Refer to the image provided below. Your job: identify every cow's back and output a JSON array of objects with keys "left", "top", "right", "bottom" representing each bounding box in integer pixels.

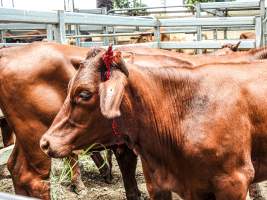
[{"left": 0, "top": 42, "right": 88, "bottom": 137}]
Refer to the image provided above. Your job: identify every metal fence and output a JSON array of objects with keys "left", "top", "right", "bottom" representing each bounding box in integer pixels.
[
  {"left": 0, "top": 0, "right": 265, "bottom": 52},
  {"left": 0, "top": 192, "right": 39, "bottom": 200}
]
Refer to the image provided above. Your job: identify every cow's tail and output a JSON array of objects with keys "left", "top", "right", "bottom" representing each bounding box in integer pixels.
[{"left": 0, "top": 47, "right": 15, "bottom": 148}]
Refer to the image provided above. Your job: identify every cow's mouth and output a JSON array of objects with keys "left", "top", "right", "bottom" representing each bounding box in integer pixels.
[
  {"left": 48, "top": 148, "right": 72, "bottom": 158},
  {"left": 40, "top": 142, "right": 73, "bottom": 158}
]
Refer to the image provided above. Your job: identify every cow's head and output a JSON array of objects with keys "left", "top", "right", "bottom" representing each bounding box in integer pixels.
[
  {"left": 130, "top": 33, "right": 153, "bottom": 43},
  {"left": 40, "top": 48, "right": 129, "bottom": 158},
  {"left": 214, "top": 41, "right": 241, "bottom": 56},
  {"left": 221, "top": 41, "right": 241, "bottom": 52}
]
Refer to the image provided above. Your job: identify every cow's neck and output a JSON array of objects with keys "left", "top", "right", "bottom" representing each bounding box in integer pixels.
[{"left": 117, "top": 66, "right": 199, "bottom": 189}]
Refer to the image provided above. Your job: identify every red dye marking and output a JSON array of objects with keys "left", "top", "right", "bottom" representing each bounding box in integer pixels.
[
  {"left": 102, "top": 45, "right": 114, "bottom": 80},
  {"left": 102, "top": 45, "right": 121, "bottom": 137},
  {"left": 112, "top": 119, "right": 120, "bottom": 135}
]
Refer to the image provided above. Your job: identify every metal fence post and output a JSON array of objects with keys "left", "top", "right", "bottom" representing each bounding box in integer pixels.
[
  {"left": 256, "top": 16, "right": 263, "bottom": 47},
  {"left": 196, "top": 2, "right": 202, "bottom": 54},
  {"left": 260, "top": 0, "right": 265, "bottom": 45},
  {"left": 102, "top": 7, "right": 109, "bottom": 46},
  {"left": 55, "top": 10, "right": 66, "bottom": 44},
  {"left": 103, "top": 26, "right": 109, "bottom": 46},
  {"left": 154, "top": 18, "right": 160, "bottom": 49},
  {"left": 74, "top": 25, "right": 80, "bottom": 46},
  {"left": 223, "top": 10, "right": 228, "bottom": 40},
  {"left": 0, "top": 30, "right": 4, "bottom": 43},
  {"left": 46, "top": 24, "right": 53, "bottom": 41},
  {"left": 112, "top": 27, "right": 117, "bottom": 45}
]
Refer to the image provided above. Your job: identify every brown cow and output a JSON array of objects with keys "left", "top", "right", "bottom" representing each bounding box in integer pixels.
[
  {"left": 4, "top": 30, "right": 46, "bottom": 43},
  {"left": 0, "top": 43, "right": 199, "bottom": 199},
  {"left": 213, "top": 41, "right": 241, "bottom": 56},
  {"left": 130, "top": 29, "right": 170, "bottom": 44},
  {"left": 41, "top": 48, "right": 267, "bottom": 199},
  {"left": 240, "top": 32, "right": 256, "bottom": 40},
  {"left": 0, "top": 43, "right": 143, "bottom": 200},
  {"left": 1, "top": 43, "right": 266, "bottom": 199}
]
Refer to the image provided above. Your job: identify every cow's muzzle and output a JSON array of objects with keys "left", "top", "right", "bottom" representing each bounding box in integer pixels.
[{"left": 40, "top": 135, "right": 72, "bottom": 158}]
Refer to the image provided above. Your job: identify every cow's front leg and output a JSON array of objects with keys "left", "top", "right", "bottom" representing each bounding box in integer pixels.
[
  {"left": 7, "top": 142, "right": 51, "bottom": 199},
  {"left": 66, "top": 153, "right": 87, "bottom": 194},
  {"left": 90, "top": 151, "right": 113, "bottom": 183},
  {"left": 114, "top": 144, "right": 143, "bottom": 200}
]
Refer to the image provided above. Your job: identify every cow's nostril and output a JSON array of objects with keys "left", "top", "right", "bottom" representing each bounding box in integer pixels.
[{"left": 41, "top": 139, "right": 50, "bottom": 151}]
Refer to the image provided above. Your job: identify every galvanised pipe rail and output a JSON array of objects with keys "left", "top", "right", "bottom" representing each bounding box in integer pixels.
[
  {"left": 111, "top": 10, "right": 194, "bottom": 15},
  {"left": 0, "top": 192, "right": 38, "bottom": 200},
  {"left": 159, "top": 16, "right": 255, "bottom": 27},
  {"left": 0, "top": 43, "right": 28, "bottom": 47},
  {"left": 66, "top": 31, "right": 155, "bottom": 38},
  {"left": 0, "top": 0, "right": 263, "bottom": 50},
  {"left": 64, "top": 12, "right": 156, "bottom": 26},
  {"left": 3, "top": 34, "right": 47, "bottom": 39},
  {"left": 0, "top": 8, "right": 58, "bottom": 24},
  {"left": 199, "top": 1, "right": 260, "bottom": 10},
  {"left": 0, "top": 23, "right": 47, "bottom": 30},
  {"left": 0, "top": 8, "right": 157, "bottom": 27},
  {"left": 108, "top": 5, "right": 195, "bottom": 14},
  {"left": 160, "top": 40, "right": 255, "bottom": 49}
]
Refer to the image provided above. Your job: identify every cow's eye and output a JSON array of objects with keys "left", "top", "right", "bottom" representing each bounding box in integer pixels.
[{"left": 78, "top": 91, "right": 92, "bottom": 101}]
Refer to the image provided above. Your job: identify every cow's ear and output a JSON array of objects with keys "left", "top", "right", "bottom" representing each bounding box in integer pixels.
[
  {"left": 71, "top": 58, "right": 83, "bottom": 70},
  {"left": 99, "top": 71, "right": 127, "bottom": 119}
]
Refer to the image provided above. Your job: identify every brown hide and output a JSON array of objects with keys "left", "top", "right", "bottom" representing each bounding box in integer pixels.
[
  {"left": 0, "top": 42, "right": 142, "bottom": 200},
  {"left": 117, "top": 45, "right": 265, "bottom": 67},
  {"left": 240, "top": 32, "right": 256, "bottom": 39},
  {"left": 213, "top": 41, "right": 242, "bottom": 56},
  {"left": 0, "top": 42, "right": 88, "bottom": 199},
  {"left": 41, "top": 49, "right": 267, "bottom": 199},
  {"left": 130, "top": 28, "right": 170, "bottom": 44},
  {"left": 4, "top": 30, "right": 46, "bottom": 43}
]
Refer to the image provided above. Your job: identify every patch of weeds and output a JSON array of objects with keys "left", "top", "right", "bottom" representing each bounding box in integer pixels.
[{"left": 50, "top": 143, "right": 110, "bottom": 200}]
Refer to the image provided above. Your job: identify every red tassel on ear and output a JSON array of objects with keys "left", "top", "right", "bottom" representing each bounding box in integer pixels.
[
  {"left": 102, "top": 46, "right": 122, "bottom": 138},
  {"left": 102, "top": 45, "right": 114, "bottom": 80}
]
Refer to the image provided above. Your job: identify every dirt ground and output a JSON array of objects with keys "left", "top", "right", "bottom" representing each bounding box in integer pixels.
[
  {"left": 0, "top": 153, "right": 183, "bottom": 200},
  {"left": 0, "top": 153, "right": 267, "bottom": 200}
]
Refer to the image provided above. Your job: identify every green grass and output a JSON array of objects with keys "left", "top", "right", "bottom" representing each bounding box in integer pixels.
[{"left": 50, "top": 143, "right": 110, "bottom": 200}]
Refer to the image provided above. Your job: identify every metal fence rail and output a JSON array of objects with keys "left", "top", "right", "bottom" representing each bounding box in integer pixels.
[
  {"left": 0, "top": 0, "right": 265, "bottom": 50},
  {"left": 0, "top": 192, "right": 39, "bottom": 200},
  {"left": 199, "top": 1, "right": 260, "bottom": 10}
]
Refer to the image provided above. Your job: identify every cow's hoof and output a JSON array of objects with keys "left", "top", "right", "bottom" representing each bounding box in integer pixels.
[
  {"left": 69, "top": 182, "right": 86, "bottom": 194},
  {"left": 103, "top": 173, "right": 113, "bottom": 184},
  {"left": 126, "top": 192, "right": 147, "bottom": 200}
]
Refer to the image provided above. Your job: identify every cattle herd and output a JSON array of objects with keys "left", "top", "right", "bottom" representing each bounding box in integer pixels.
[{"left": 0, "top": 41, "right": 266, "bottom": 200}]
